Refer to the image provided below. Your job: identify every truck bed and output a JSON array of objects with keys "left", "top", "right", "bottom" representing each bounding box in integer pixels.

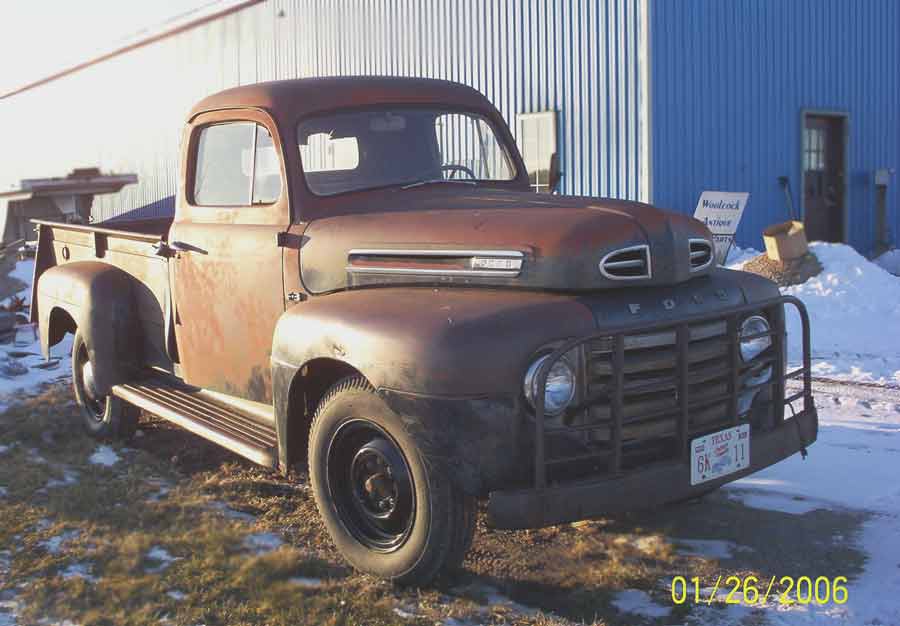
[{"left": 30, "top": 217, "right": 174, "bottom": 370}]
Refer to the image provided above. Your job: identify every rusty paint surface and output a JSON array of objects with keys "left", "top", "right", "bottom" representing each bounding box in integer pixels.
[
  {"left": 298, "top": 187, "right": 710, "bottom": 294},
  {"left": 169, "top": 222, "right": 285, "bottom": 403}
]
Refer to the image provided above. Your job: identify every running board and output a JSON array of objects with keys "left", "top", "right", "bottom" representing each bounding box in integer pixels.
[{"left": 111, "top": 377, "right": 277, "bottom": 468}]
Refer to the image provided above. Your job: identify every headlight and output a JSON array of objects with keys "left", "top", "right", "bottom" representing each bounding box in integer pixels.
[
  {"left": 523, "top": 354, "right": 576, "bottom": 416},
  {"left": 740, "top": 315, "right": 772, "bottom": 361}
]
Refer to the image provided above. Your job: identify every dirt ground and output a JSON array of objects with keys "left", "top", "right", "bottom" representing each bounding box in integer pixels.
[
  {"left": 741, "top": 253, "right": 823, "bottom": 287},
  {"left": 0, "top": 381, "right": 867, "bottom": 626}
]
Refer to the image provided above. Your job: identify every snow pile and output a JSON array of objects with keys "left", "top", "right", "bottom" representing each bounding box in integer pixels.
[
  {"left": 874, "top": 249, "right": 900, "bottom": 275},
  {"left": 726, "top": 242, "right": 900, "bottom": 385},
  {"left": 781, "top": 243, "right": 900, "bottom": 385},
  {"left": 725, "top": 244, "right": 761, "bottom": 268},
  {"left": 0, "top": 259, "right": 71, "bottom": 406}
]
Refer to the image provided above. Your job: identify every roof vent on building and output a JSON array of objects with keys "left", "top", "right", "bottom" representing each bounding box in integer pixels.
[
  {"left": 689, "top": 239, "right": 714, "bottom": 272},
  {"left": 599, "top": 245, "right": 651, "bottom": 280}
]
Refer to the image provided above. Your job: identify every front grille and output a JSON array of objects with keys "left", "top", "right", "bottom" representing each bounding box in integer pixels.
[
  {"left": 599, "top": 245, "right": 651, "bottom": 280},
  {"left": 583, "top": 320, "right": 735, "bottom": 448},
  {"left": 689, "top": 239, "right": 714, "bottom": 271},
  {"left": 531, "top": 299, "right": 816, "bottom": 487}
]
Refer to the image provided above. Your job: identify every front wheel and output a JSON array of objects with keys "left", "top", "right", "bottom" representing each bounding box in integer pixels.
[
  {"left": 71, "top": 330, "right": 137, "bottom": 439},
  {"left": 309, "top": 376, "right": 475, "bottom": 585}
]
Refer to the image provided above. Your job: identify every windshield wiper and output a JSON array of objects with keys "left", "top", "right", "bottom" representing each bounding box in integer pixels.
[{"left": 398, "top": 178, "right": 477, "bottom": 190}]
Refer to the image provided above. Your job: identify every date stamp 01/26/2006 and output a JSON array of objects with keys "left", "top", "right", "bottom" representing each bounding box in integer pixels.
[{"left": 671, "top": 575, "right": 849, "bottom": 607}]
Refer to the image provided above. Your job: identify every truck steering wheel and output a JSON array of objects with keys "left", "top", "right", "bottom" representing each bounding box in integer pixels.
[{"left": 440, "top": 164, "right": 477, "bottom": 180}]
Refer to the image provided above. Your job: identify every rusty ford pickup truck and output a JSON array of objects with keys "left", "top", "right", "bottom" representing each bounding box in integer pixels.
[{"left": 30, "top": 76, "right": 817, "bottom": 584}]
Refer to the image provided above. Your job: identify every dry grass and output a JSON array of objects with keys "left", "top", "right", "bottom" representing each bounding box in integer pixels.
[{"left": 0, "top": 382, "right": 868, "bottom": 626}]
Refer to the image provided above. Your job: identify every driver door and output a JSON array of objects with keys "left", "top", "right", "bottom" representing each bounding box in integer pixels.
[{"left": 170, "top": 110, "right": 289, "bottom": 403}]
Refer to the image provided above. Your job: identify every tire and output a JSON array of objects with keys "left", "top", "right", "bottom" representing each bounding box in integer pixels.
[
  {"left": 71, "top": 330, "right": 137, "bottom": 440},
  {"left": 308, "top": 376, "right": 476, "bottom": 585}
]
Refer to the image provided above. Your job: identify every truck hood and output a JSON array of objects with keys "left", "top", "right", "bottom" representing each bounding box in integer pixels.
[{"left": 299, "top": 188, "right": 715, "bottom": 294}]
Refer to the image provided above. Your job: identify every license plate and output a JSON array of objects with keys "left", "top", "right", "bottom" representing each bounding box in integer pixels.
[{"left": 690, "top": 424, "right": 750, "bottom": 486}]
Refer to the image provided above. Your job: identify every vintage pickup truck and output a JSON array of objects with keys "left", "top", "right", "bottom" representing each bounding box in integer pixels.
[{"left": 30, "top": 76, "right": 817, "bottom": 584}]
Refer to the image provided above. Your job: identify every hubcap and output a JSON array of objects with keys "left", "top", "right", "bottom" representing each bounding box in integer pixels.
[
  {"left": 82, "top": 360, "right": 99, "bottom": 401},
  {"left": 76, "top": 345, "right": 106, "bottom": 420},
  {"left": 327, "top": 421, "right": 415, "bottom": 552}
]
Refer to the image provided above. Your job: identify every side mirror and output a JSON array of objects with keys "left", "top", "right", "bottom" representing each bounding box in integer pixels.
[{"left": 548, "top": 152, "right": 562, "bottom": 193}]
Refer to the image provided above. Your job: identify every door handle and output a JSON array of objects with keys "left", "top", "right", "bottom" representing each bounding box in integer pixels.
[
  {"left": 154, "top": 241, "right": 207, "bottom": 257},
  {"left": 173, "top": 241, "right": 208, "bottom": 255}
]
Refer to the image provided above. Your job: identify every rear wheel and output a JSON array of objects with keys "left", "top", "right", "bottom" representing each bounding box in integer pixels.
[
  {"left": 71, "top": 330, "right": 137, "bottom": 439},
  {"left": 309, "top": 376, "right": 475, "bottom": 585}
]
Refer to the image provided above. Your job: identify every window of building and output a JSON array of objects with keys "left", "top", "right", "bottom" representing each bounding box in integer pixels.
[
  {"left": 803, "top": 126, "right": 826, "bottom": 171},
  {"left": 194, "top": 122, "right": 282, "bottom": 206},
  {"left": 517, "top": 111, "right": 557, "bottom": 193}
]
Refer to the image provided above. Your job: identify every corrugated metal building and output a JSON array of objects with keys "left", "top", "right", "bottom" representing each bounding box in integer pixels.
[{"left": 0, "top": 0, "right": 896, "bottom": 254}]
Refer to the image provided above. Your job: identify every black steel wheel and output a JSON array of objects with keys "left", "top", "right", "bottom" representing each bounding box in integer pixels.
[
  {"left": 328, "top": 421, "right": 415, "bottom": 552},
  {"left": 309, "top": 376, "right": 476, "bottom": 585},
  {"left": 71, "top": 330, "right": 136, "bottom": 439}
]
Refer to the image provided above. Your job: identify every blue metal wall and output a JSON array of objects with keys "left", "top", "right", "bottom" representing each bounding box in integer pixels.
[
  {"left": 0, "top": 0, "right": 648, "bottom": 222},
  {"left": 651, "top": 0, "right": 900, "bottom": 254}
]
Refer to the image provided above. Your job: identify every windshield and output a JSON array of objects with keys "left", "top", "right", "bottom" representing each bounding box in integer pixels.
[{"left": 296, "top": 107, "right": 516, "bottom": 196}]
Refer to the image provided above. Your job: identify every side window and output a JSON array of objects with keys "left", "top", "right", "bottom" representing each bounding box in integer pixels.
[
  {"left": 252, "top": 125, "right": 282, "bottom": 204},
  {"left": 193, "top": 122, "right": 282, "bottom": 206},
  {"left": 434, "top": 113, "right": 514, "bottom": 180},
  {"left": 517, "top": 111, "right": 557, "bottom": 193}
]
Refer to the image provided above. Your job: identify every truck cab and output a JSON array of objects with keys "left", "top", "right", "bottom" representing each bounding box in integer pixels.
[{"left": 31, "top": 76, "right": 817, "bottom": 585}]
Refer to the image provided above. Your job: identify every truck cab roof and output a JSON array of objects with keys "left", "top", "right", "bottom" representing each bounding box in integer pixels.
[{"left": 189, "top": 76, "right": 496, "bottom": 123}]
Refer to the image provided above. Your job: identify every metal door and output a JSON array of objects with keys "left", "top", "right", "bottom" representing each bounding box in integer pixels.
[
  {"left": 803, "top": 115, "right": 846, "bottom": 242},
  {"left": 170, "top": 110, "right": 290, "bottom": 403}
]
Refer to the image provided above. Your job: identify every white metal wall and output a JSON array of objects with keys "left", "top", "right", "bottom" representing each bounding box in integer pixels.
[{"left": 0, "top": 0, "right": 648, "bottom": 222}]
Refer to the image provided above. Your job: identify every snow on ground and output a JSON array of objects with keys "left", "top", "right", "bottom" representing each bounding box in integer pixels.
[
  {"left": 243, "top": 532, "right": 284, "bottom": 554},
  {"left": 727, "top": 242, "right": 900, "bottom": 385},
  {"left": 874, "top": 248, "right": 900, "bottom": 275},
  {"left": 781, "top": 243, "right": 900, "bottom": 385},
  {"left": 611, "top": 589, "right": 670, "bottom": 619},
  {"left": 0, "top": 259, "right": 71, "bottom": 409},
  {"left": 289, "top": 576, "right": 324, "bottom": 588},
  {"left": 144, "top": 546, "right": 180, "bottom": 573},
  {"left": 725, "top": 388, "right": 900, "bottom": 626},
  {"left": 674, "top": 538, "right": 750, "bottom": 560},
  {"left": 88, "top": 445, "right": 120, "bottom": 467},
  {"left": 725, "top": 244, "right": 762, "bottom": 267}
]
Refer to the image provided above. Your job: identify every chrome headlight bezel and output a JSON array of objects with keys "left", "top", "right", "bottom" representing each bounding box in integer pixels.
[
  {"left": 523, "top": 354, "right": 576, "bottom": 417},
  {"left": 739, "top": 315, "right": 772, "bottom": 362}
]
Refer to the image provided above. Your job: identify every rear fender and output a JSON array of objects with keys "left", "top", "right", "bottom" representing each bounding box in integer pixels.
[{"left": 37, "top": 261, "right": 141, "bottom": 394}]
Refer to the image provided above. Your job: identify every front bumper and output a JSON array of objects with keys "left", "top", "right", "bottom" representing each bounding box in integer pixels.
[{"left": 487, "top": 406, "right": 817, "bottom": 529}]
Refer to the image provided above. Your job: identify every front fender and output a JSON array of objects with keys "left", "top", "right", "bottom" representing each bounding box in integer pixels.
[
  {"left": 37, "top": 261, "right": 141, "bottom": 394},
  {"left": 270, "top": 287, "right": 596, "bottom": 478}
]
